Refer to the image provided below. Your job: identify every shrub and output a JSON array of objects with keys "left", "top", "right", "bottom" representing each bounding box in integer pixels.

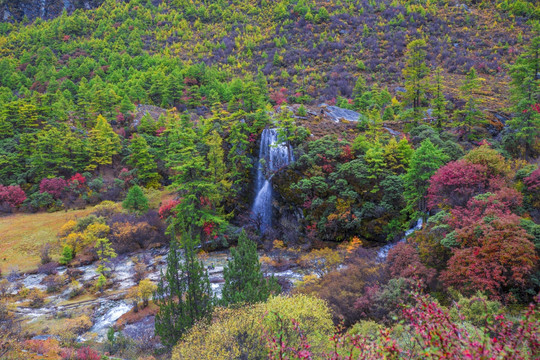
[
  {"left": 172, "top": 294, "right": 333, "bottom": 360},
  {"left": 298, "top": 251, "right": 384, "bottom": 326},
  {"left": 0, "top": 184, "right": 26, "bottom": 210},
  {"left": 39, "top": 177, "right": 68, "bottom": 199}
]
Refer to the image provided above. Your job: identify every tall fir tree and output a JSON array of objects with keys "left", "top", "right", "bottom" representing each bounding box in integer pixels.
[
  {"left": 402, "top": 139, "right": 448, "bottom": 218},
  {"left": 507, "top": 24, "right": 540, "bottom": 159},
  {"left": 221, "top": 230, "right": 279, "bottom": 305},
  {"left": 403, "top": 39, "right": 430, "bottom": 121},
  {"left": 122, "top": 185, "right": 149, "bottom": 214},
  {"left": 127, "top": 134, "right": 160, "bottom": 188},
  {"left": 431, "top": 67, "right": 448, "bottom": 129},
  {"left": 86, "top": 115, "right": 121, "bottom": 171},
  {"left": 459, "top": 67, "right": 485, "bottom": 137},
  {"left": 154, "top": 230, "right": 213, "bottom": 348}
]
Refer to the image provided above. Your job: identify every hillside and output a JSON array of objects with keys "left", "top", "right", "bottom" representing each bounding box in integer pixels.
[{"left": 0, "top": 0, "right": 539, "bottom": 359}]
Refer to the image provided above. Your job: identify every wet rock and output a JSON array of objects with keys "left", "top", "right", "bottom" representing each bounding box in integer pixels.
[{"left": 320, "top": 105, "right": 362, "bottom": 123}]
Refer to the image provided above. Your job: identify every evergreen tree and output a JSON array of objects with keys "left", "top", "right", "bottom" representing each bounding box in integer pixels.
[
  {"left": 127, "top": 134, "right": 160, "bottom": 188},
  {"left": 221, "top": 230, "right": 279, "bottom": 305},
  {"left": 154, "top": 230, "right": 213, "bottom": 348},
  {"left": 507, "top": 25, "right": 540, "bottom": 159},
  {"left": 86, "top": 115, "right": 121, "bottom": 171},
  {"left": 459, "top": 67, "right": 485, "bottom": 137},
  {"left": 120, "top": 95, "right": 135, "bottom": 115},
  {"left": 167, "top": 114, "right": 227, "bottom": 239},
  {"left": 402, "top": 139, "right": 448, "bottom": 218},
  {"left": 431, "top": 67, "right": 448, "bottom": 129},
  {"left": 403, "top": 39, "right": 430, "bottom": 121},
  {"left": 122, "top": 185, "right": 149, "bottom": 214},
  {"left": 206, "top": 130, "right": 232, "bottom": 200}
]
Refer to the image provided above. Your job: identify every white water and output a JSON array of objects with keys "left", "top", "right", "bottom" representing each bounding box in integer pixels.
[
  {"left": 251, "top": 128, "right": 294, "bottom": 233},
  {"left": 376, "top": 218, "right": 423, "bottom": 261}
]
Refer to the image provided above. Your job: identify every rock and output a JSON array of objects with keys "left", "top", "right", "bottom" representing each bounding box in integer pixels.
[
  {"left": 322, "top": 105, "right": 362, "bottom": 123},
  {"left": 0, "top": 0, "right": 104, "bottom": 22},
  {"left": 395, "top": 86, "right": 406, "bottom": 93}
]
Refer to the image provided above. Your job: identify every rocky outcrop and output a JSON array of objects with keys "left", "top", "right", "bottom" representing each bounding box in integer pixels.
[{"left": 0, "top": 0, "right": 104, "bottom": 22}]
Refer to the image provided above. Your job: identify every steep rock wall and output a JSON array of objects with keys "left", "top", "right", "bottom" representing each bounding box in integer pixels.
[{"left": 0, "top": 0, "right": 104, "bottom": 22}]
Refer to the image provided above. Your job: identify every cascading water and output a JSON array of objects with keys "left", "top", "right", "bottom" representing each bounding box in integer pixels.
[
  {"left": 376, "top": 218, "right": 424, "bottom": 261},
  {"left": 251, "top": 128, "right": 293, "bottom": 233}
]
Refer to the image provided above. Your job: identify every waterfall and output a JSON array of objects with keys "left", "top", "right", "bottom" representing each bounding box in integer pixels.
[
  {"left": 376, "top": 218, "right": 423, "bottom": 261},
  {"left": 251, "top": 128, "right": 293, "bottom": 233}
]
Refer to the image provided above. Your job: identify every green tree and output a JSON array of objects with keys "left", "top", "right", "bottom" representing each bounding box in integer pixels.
[
  {"left": 431, "top": 67, "right": 448, "bottom": 129},
  {"left": 154, "top": 230, "right": 213, "bottom": 348},
  {"left": 221, "top": 230, "right": 279, "bottom": 305},
  {"left": 86, "top": 115, "right": 121, "bottom": 171},
  {"left": 95, "top": 237, "right": 117, "bottom": 277},
  {"left": 122, "top": 185, "right": 149, "bottom": 214},
  {"left": 459, "top": 67, "right": 485, "bottom": 137},
  {"left": 507, "top": 25, "right": 540, "bottom": 159},
  {"left": 402, "top": 139, "right": 448, "bottom": 218},
  {"left": 403, "top": 39, "right": 430, "bottom": 121},
  {"left": 166, "top": 114, "right": 227, "bottom": 239},
  {"left": 127, "top": 134, "right": 160, "bottom": 188}
]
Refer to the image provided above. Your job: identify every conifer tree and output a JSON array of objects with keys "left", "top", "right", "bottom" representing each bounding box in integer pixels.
[
  {"left": 507, "top": 25, "right": 540, "bottom": 159},
  {"left": 403, "top": 39, "right": 430, "bottom": 121},
  {"left": 431, "top": 67, "right": 448, "bottom": 129},
  {"left": 221, "top": 230, "right": 279, "bottom": 305},
  {"left": 459, "top": 67, "right": 484, "bottom": 137},
  {"left": 122, "top": 185, "right": 149, "bottom": 214},
  {"left": 127, "top": 134, "right": 160, "bottom": 188},
  {"left": 402, "top": 139, "right": 448, "bottom": 218},
  {"left": 154, "top": 230, "right": 213, "bottom": 348},
  {"left": 86, "top": 115, "right": 121, "bottom": 171}
]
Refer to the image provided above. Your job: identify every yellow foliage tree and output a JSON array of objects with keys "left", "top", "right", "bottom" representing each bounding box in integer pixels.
[{"left": 172, "top": 294, "right": 334, "bottom": 360}]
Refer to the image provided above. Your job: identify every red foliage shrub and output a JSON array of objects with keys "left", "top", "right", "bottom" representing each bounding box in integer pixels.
[
  {"left": 0, "top": 184, "right": 26, "bottom": 208},
  {"left": 270, "top": 87, "right": 288, "bottom": 105},
  {"left": 158, "top": 198, "right": 181, "bottom": 219},
  {"left": 266, "top": 291, "right": 540, "bottom": 359},
  {"left": 386, "top": 242, "right": 436, "bottom": 286},
  {"left": 76, "top": 346, "right": 101, "bottom": 360},
  {"left": 427, "top": 159, "right": 495, "bottom": 209},
  {"left": 524, "top": 167, "right": 540, "bottom": 192},
  {"left": 443, "top": 213, "right": 537, "bottom": 302},
  {"left": 39, "top": 177, "right": 67, "bottom": 199},
  {"left": 446, "top": 188, "right": 523, "bottom": 230},
  {"left": 68, "top": 173, "right": 86, "bottom": 188}
]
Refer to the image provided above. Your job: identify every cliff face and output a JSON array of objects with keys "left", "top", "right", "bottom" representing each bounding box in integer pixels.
[{"left": 0, "top": 0, "right": 104, "bottom": 22}]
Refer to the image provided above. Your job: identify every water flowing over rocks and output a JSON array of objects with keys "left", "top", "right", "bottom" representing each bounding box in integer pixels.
[{"left": 251, "top": 128, "right": 294, "bottom": 232}]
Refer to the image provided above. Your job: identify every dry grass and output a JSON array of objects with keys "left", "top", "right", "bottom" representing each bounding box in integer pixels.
[{"left": 0, "top": 208, "right": 94, "bottom": 274}]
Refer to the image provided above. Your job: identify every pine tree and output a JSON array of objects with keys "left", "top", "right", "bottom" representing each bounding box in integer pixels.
[
  {"left": 206, "top": 130, "right": 231, "bottom": 201},
  {"left": 127, "top": 134, "right": 160, "bottom": 188},
  {"left": 431, "top": 67, "right": 448, "bottom": 129},
  {"left": 154, "top": 230, "right": 213, "bottom": 348},
  {"left": 86, "top": 115, "right": 121, "bottom": 171},
  {"left": 122, "top": 185, "right": 149, "bottom": 214},
  {"left": 403, "top": 39, "right": 430, "bottom": 121},
  {"left": 459, "top": 67, "right": 484, "bottom": 137},
  {"left": 221, "top": 230, "right": 279, "bottom": 306},
  {"left": 120, "top": 95, "right": 135, "bottom": 115},
  {"left": 95, "top": 237, "right": 117, "bottom": 276},
  {"left": 166, "top": 114, "right": 227, "bottom": 239},
  {"left": 402, "top": 139, "right": 448, "bottom": 218},
  {"left": 507, "top": 24, "right": 540, "bottom": 159}
]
